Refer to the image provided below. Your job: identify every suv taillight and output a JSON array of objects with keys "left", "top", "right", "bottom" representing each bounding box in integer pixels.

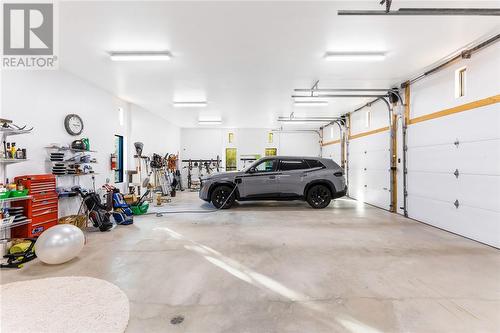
[{"left": 334, "top": 171, "right": 343, "bottom": 177}]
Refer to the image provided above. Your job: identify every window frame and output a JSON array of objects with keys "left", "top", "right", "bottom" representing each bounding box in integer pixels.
[
  {"left": 114, "top": 134, "right": 124, "bottom": 183},
  {"left": 278, "top": 159, "right": 309, "bottom": 172},
  {"left": 455, "top": 66, "right": 467, "bottom": 98},
  {"left": 248, "top": 158, "right": 278, "bottom": 173}
]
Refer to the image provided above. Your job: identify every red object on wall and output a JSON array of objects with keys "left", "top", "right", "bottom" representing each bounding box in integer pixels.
[{"left": 11, "top": 174, "right": 58, "bottom": 238}]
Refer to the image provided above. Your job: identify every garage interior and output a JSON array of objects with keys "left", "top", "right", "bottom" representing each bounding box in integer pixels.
[{"left": 1, "top": 1, "right": 499, "bottom": 332}]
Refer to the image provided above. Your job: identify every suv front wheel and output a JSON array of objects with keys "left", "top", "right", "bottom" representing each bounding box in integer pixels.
[
  {"left": 306, "top": 184, "right": 332, "bottom": 209},
  {"left": 211, "top": 185, "right": 236, "bottom": 209}
]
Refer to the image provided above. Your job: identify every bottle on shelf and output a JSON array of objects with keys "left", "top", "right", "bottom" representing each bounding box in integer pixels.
[{"left": 10, "top": 143, "right": 16, "bottom": 159}]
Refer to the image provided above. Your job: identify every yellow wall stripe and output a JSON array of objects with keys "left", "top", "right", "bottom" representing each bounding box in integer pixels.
[
  {"left": 409, "top": 94, "right": 500, "bottom": 125},
  {"left": 349, "top": 126, "right": 389, "bottom": 140}
]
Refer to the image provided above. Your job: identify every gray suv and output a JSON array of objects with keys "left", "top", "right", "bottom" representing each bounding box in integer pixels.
[{"left": 199, "top": 156, "right": 347, "bottom": 209}]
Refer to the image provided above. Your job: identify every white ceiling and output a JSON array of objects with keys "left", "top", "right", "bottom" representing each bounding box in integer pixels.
[{"left": 59, "top": 1, "right": 500, "bottom": 128}]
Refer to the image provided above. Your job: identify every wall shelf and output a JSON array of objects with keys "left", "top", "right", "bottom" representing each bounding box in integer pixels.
[
  {"left": 0, "top": 159, "right": 29, "bottom": 164},
  {"left": 47, "top": 160, "right": 97, "bottom": 164},
  {"left": 0, "top": 219, "right": 32, "bottom": 231},
  {"left": 45, "top": 146, "right": 97, "bottom": 153},
  {"left": 0, "top": 195, "right": 32, "bottom": 204},
  {"left": 55, "top": 173, "right": 99, "bottom": 177},
  {"left": 0, "top": 128, "right": 33, "bottom": 137}
]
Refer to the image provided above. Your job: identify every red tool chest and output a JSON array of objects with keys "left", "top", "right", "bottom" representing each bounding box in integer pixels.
[{"left": 11, "top": 174, "right": 58, "bottom": 238}]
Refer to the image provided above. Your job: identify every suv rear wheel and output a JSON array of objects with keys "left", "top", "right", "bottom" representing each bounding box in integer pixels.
[
  {"left": 211, "top": 185, "right": 236, "bottom": 209},
  {"left": 306, "top": 184, "right": 332, "bottom": 209}
]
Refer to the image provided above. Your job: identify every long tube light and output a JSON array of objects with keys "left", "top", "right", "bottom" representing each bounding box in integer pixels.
[
  {"left": 173, "top": 101, "right": 208, "bottom": 108},
  {"left": 198, "top": 120, "right": 222, "bottom": 125},
  {"left": 324, "top": 52, "right": 386, "bottom": 62},
  {"left": 110, "top": 51, "right": 171, "bottom": 61},
  {"left": 293, "top": 100, "right": 329, "bottom": 107}
]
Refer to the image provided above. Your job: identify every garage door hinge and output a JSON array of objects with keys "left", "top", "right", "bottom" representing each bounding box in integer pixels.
[
  {"left": 454, "top": 199, "right": 460, "bottom": 208},
  {"left": 454, "top": 139, "right": 460, "bottom": 148},
  {"left": 454, "top": 169, "right": 459, "bottom": 178}
]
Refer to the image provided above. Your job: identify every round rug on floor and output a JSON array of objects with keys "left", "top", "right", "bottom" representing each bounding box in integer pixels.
[{"left": 0, "top": 276, "right": 129, "bottom": 333}]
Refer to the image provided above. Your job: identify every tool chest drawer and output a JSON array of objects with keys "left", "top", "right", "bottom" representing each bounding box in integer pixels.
[
  {"left": 32, "top": 196, "right": 58, "bottom": 208},
  {"left": 29, "top": 219, "right": 58, "bottom": 237},
  {"left": 12, "top": 174, "right": 58, "bottom": 238}
]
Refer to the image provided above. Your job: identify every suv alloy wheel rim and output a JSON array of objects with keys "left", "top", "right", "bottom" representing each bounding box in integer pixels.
[
  {"left": 215, "top": 188, "right": 228, "bottom": 206},
  {"left": 311, "top": 187, "right": 329, "bottom": 206}
]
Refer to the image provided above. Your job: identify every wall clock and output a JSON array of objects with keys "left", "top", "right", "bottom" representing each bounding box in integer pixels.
[{"left": 64, "top": 114, "right": 84, "bottom": 136}]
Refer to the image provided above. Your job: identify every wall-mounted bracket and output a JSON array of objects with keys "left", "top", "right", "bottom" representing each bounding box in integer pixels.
[
  {"left": 454, "top": 199, "right": 460, "bottom": 208},
  {"left": 454, "top": 169, "right": 460, "bottom": 178}
]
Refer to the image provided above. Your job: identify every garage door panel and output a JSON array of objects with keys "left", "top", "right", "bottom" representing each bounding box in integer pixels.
[
  {"left": 457, "top": 175, "right": 500, "bottom": 212},
  {"left": 322, "top": 143, "right": 342, "bottom": 166},
  {"left": 408, "top": 173, "right": 499, "bottom": 213},
  {"left": 407, "top": 100, "right": 500, "bottom": 247},
  {"left": 408, "top": 195, "right": 500, "bottom": 248},
  {"left": 408, "top": 172, "right": 459, "bottom": 203},
  {"left": 408, "top": 139, "right": 500, "bottom": 174},
  {"left": 408, "top": 103, "right": 499, "bottom": 147}
]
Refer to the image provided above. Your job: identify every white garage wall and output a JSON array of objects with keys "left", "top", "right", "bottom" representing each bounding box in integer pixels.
[
  {"left": 1, "top": 70, "right": 180, "bottom": 217},
  {"left": 180, "top": 128, "right": 320, "bottom": 171},
  {"left": 407, "top": 43, "right": 500, "bottom": 247},
  {"left": 128, "top": 104, "right": 181, "bottom": 168},
  {"left": 347, "top": 102, "right": 391, "bottom": 210}
]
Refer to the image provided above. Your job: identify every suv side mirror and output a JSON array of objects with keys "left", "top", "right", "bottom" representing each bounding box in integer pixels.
[{"left": 247, "top": 167, "right": 256, "bottom": 174}]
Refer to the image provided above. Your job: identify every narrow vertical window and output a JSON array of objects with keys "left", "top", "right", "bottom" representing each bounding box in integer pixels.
[
  {"left": 455, "top": 67, "right": 466, "bottom": 98},
  {"left": 330, "top": 126, "right": 334, "bottom": 139},
  {"left": 114, "top": 135, "right": 124, "bottom": 183},
  {"left": 268, "top": 132, "right": 273, "bottom": 144},
  {"left": 365, "top": 110, "right": 371, "bottom": 128},
  {"left": 228, "top": 132, "right": 234, "bottom": 143},
  {"left": 118, "top": 107, "right": 124, "bottom": 126}
]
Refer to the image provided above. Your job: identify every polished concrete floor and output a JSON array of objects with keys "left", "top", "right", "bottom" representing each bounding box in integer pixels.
[{"left": 2, "top": 192, "right": 500, "bottom": 332}]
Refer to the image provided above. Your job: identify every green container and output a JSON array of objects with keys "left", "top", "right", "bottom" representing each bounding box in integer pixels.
[
  {"left": 131, "top": 202, "right": 149, "bottom": 215},
  {"left": 10, "top": 189, "right": 29, "bottom": 197},
  {"left": 0, "top": 191, "right": 10, "bottom": 199}
]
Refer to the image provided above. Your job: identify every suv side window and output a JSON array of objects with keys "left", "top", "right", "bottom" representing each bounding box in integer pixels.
[
  {"left": 305, "top": 159, "right": 325, "bottom": 169},
  {"left": 279, "top": 159, "right": 309, "bottom": 171},
  {"left": 253, "top": 159, "right": 277, "bottom": 173}
]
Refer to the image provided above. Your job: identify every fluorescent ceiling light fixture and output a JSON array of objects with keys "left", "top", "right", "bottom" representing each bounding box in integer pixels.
[
  {"left": 278, "top": 119, "right": 333, "bottom": 124},
  {"left": 109, "top": 51, "right": 171, "bottom": 61},
  {"left": 173, "top": 101, "right": 208, "bottom": 108},
  {"left": 198, "top": 117, "right": 222, "bottom": 125},
  {"left": 324, "top": 52, "right": 386, "bottom": 62},
  {"left": 198, "top": 120, "right": 222, "bottom": 125},
  {"left": 293, "top": 100, "right": 328, "bottom": 107}
]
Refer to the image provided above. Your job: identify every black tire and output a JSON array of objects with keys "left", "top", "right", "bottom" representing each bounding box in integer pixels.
[
  {"left": 211, "top": 185, "right": 235, "bottom": 209},
  {"left": 306, "top": 184, "right": 332, "bottom": 209}
]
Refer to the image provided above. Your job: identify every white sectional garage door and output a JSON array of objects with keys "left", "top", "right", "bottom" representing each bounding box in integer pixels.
[
  {"left": 348, "top": 131, "right": 391, "bottom": 210},
  {"left": 322, "top": 142, "right": 342, "bottom": 166},
  {"left": 406, "top": 103, "right": 500, "bottom": 248}
]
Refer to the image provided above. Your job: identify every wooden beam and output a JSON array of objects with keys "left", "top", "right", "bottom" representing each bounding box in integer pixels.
[
  {"left": 321, "top": 139, "right": 341, "bottom": 147},
  {"left": 404, "top": 84, "right": 411, "bottom": 124},
  {"left": 349, "top": 126, "right": 389, "bottom": 140},
  {"left": 408, "top": 94, "right": 500, "bottom": 125}
]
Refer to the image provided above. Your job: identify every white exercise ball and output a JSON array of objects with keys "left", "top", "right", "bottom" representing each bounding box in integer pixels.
[{"left": 35, "top": 224, "right": 85, "bottom": 265}]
